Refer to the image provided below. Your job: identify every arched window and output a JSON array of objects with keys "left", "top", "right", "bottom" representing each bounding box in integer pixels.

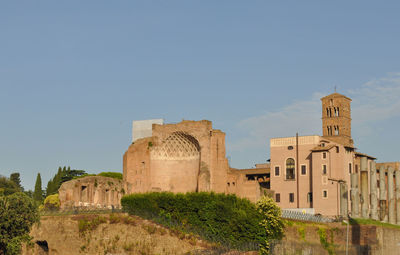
[
  {"left": 334, "top": 126, "right": 339, "bottom": 135},
  {"left": 286, "top": 158, "right": 295, "bottom": 180},
  {"left": 337, "top": 107, "right": 340, "bottom": 116}
]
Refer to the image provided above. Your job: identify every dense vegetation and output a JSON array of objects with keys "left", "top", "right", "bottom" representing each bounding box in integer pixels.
[
  {"left": 0, "top": 192, "right": 39, "bottom": 255},
  {"left": 0, "top": 176, "right": 20, "bottom": 196},
  {"left": 121, "top": 192, "right": 284, "bottom": 252}
]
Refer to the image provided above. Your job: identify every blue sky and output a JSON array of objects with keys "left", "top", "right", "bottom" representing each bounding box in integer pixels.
[{"left": 1, "top": 1, "right": 400, "bottom": 190}]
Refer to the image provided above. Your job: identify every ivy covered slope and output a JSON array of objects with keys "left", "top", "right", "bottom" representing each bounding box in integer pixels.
[{"left": 121, "top": 192, "right": 284, "bottom": 251}]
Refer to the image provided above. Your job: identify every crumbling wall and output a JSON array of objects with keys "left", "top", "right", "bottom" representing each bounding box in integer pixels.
[{"left": 58, "top": 176, "right": 124, "bottom": 209}]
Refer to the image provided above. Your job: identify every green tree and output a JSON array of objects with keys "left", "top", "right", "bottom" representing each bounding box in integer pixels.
[
  {"left": 0, "top": 176, "right": 19, "bottom": 196},
  {"left": 9, "top": 173, "right": 23, "bottom": 192},
  {"left": 45, "top": 166, "right": 86, "bottom": 196},
  {"left": 0, "top": 192, "right": 39, "bottom": 255},
  {"left": 256, "top": 196, "right": 285, "bottom": 254},
  {"left": 33, "top": 173, "right": 43, "bottom": 202}
]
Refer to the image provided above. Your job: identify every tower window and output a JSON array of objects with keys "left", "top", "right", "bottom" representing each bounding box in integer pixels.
[
  {"left": 349, "top": 163, "right": 352, "bottom": 174},
  {"left": 322, "top": 152, "right": 327, "bottom": 159},
  {"left": 286, "top": 158, "right": 295, "bottom": 180}
]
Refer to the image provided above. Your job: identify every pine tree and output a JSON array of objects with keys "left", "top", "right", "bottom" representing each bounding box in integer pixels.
[
  {"left": 33, "top": 173, "right": 43, "bottom": 202},
  {"left": 9, "top": 172, "right": 23, "bottom": 192}
]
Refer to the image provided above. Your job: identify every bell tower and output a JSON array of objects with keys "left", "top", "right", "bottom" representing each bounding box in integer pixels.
[{"left": 321, "top": 92, "right": 353, "bottom": 147}]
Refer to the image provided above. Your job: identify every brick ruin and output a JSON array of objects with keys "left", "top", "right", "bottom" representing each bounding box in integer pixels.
[{"left": 123, "top": 119, "right": 267, "bottom": 202}]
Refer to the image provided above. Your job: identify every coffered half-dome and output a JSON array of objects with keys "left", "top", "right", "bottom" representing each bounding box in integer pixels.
[{"left": 151, "top": 131, "right": 200, "bottom": 160}]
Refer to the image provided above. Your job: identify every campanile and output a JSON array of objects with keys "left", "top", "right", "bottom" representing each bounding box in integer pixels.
[{"left": 321, "top": 92, "right": 354, "bottom": 147}]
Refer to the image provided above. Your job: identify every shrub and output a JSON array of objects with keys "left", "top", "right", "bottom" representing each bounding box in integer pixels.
[
  {"left": 0, "top": 192, "right": 39, "bottom": 255},
  {"left": 256, "top": 196, "right": 285, "bottom": 254},
  {"left": 98, "top": 172, "right": 123, "bottom": 180},
  {"left": 121, "top": 192, "right": 266, "bottom": 249},
  {"left": 42, "top": 194, "right": 60, "bottom": 211}
]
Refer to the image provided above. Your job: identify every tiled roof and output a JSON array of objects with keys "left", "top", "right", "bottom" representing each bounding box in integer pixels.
[{"left": 311, "top": 144, "right": 336, "bottom": 152}]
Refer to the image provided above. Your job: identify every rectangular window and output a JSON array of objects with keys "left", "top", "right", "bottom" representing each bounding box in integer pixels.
[
  {"left": 289, "top": 193, "right": 294, "bottom": 203},
  {"left": 275, "top": 166, "right": 280, "bottom": 176},
  {"left": 275, "top": 193, "right": 280, "bottom": 202},
  {"left": 355, "top": 165, "right": 359, "bottom": 173},
  {"left": 336, "top": 146, "right": 339, "bottom": 153},
  {"left": 323, "top": 190, "right": 328, "bottom": 198},
  {"left": 349, "top": 163, "right": 352, "bottom": 174},
  {"left": 307, "top": 192, "right": 313, "bottom": 203},
  {"left": 301, "top": 165, "right": 307, "bottom": 175},
  {"left": 322, "top": 152, "right": 327, "bottom": 159},
  {"left": 322, "top": 165, "right": 327, "bottom": 175}
]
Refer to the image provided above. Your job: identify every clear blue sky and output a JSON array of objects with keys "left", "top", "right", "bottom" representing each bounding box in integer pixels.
[{"left": 1, "top": 1, "right": 400, "bottom": 190}]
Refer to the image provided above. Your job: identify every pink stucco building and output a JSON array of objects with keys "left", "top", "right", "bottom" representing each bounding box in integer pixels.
[{"left": 269, "top": 92, "right": 377, "bottom": 216}]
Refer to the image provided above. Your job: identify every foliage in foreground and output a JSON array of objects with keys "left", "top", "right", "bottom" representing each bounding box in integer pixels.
[
  {"left": 122, "top": 192, "right": 284, "bottom": 252},
  {"left": 0, "top": 192, "right": 39, "bottom": 255},
  {"left": 256, "top": 196, "right": 285, "bottom": 254}
]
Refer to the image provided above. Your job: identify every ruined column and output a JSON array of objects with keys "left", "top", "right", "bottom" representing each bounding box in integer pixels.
[
  {"left": 379, "top": 166, "right": 387, "bottom": 222},
  {"left": 351, "top": 173, "right": 360, "bottom": 217},
  {"left": 340, "top": 182, "right": 348, "bottom": 217},
  {"left": 388, "top": 166, "right": 395, "bottom": 224},
  {"left": 360, "top": 157, "right": 369, "bottom": 218},
  {"left": 370, "top": 161, "right": 378, "bottom": 220},
  {"left": 395, "top": 170, "right": 400, "bottom": 225}
]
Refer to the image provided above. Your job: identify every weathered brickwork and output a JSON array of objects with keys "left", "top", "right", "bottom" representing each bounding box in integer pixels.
[
  {"left": 123, "top": 120, "right": 265, "bottom": 202},
  {"left": 321, "top": 93, "right": 354, "bottom": 147},
  {"left": 58, "top": 176, "right": 124, "bottom": 209}
]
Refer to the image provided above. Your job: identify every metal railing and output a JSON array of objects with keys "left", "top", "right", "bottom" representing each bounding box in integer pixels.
[{"left": 281, "top": 209, "right": 334, "bottom": 223}]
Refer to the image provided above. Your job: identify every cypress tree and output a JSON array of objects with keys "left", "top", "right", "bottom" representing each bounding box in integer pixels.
[{"left": 33, "top": 173, "right": 43, "bottom": 201}]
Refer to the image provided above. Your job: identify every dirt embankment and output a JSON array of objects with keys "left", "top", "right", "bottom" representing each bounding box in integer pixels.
[{"left": 22, "top": 213, "right": 222, "bottom": 255}]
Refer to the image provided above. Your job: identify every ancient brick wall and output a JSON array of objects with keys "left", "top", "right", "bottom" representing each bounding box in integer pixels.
[{"left": 58, "top": 176, "right": 124, "bottom": 209}]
